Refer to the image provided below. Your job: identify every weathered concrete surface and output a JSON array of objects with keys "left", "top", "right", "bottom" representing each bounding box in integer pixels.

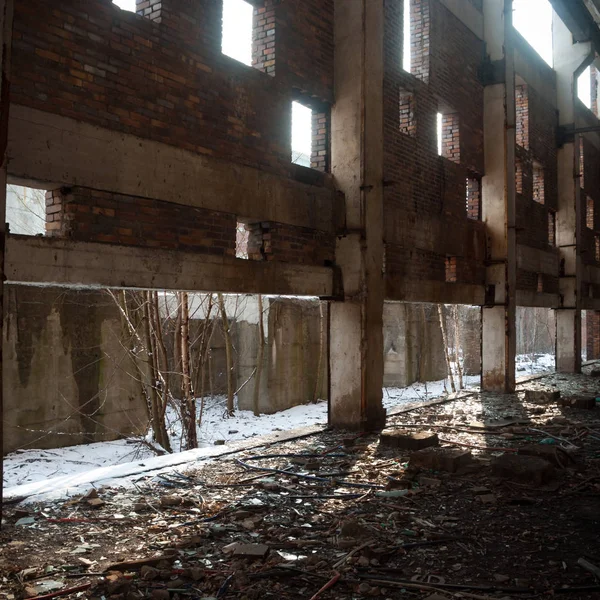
[
  {"left": 329, "top": 0, "right": 386, "bottom": 430},
  {"left": 481, "top": 0, "right": 517, "bottom": 393},
  {"left": 3, "top": 286, "right": 148, "bottom": 454}
]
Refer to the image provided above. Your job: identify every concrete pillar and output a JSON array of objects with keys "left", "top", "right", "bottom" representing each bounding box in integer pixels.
[
  {"left": 481, "top": 0, "right": 516, "bottom": 392},
  {"left": 328, "top": 0, "right": 386, "bottom": 430},
  {"left": 0, "top": 0, "right": 13, "bottom": 515},
  {"left": 552, "top": 11, "right": 592, "bottom": 373}
]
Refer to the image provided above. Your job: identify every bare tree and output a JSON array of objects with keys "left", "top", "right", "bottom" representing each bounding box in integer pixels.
[
  {"left": 179, "top": 291, "right": 197, "bottom": 449},
  {"left": 253, "top": 294, "right": 265, "bottom": 416},
  {"left": 437, "top": 304, "right": 456, "bottom": 393},
  {"left": 218, "top": 293, "right": 235, "bottom": 416}
]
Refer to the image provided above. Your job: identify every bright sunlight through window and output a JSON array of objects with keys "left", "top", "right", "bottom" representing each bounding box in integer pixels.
[
  {"left": 403, "top": 0, "right": 411, "bottom": 72},
  {"left": 291, "top": 102, "right": 312, "bottom": 167},
  {"left": 513, "top": 0, "right": 553, "bottom": 67},
  {"left": 112, "top": 0, "right": 135, "bottom": 11},
  {"left": 578, "top": 66, "right": 592, "bottom": 109},
  {"left": 222, "top": 0, "right": 253, "bottom": 66}
]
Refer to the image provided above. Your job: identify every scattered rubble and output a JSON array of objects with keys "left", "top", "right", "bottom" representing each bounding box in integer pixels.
[{"left": 2, "top": 369, "right": 600, "bottom": 599}]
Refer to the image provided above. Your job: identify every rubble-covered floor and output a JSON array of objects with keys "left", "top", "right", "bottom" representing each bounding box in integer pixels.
[{"left": 2, "top": 369, "right": 600, "bottom": 600}]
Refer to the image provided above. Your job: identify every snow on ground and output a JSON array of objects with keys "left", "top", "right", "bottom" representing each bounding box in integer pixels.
[
  {"left": 3, "top": 357, "right": 552, "bottom": 502},
  {"left": 515, "top": 352, "right": 555, "bottom": 376}
]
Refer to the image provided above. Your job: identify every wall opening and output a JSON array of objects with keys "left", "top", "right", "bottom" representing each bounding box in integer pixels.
[
  {"left": 587, "top": 196, "right": 594, "bottom": 230},
  {"left": 516, "top": 84, "right": 529, "bottom": 149},
  {"left": 516, "top": 306, "right": 556, "bottom": 375},
  {"left": 437, "top": 111, "right": 460, "bottom": 162},
  {"left": 515, "top": 158, "right": 523, "bottom": 194},
  {"left": 445, "top": 256, "right": 457, "bottom": 283},
  {"left": 532, "top": 161, "right": 544, "bottom": 204},
  {"left": 466, "top": 175, "right": 481, "bottom": 220},
  {"left": 113, "top": 0, "right": 136, "bottom": 12},
  {"left": 222, "top": 0, "right": 253, "bottom": 66},
  {"left": 548, "top": 211, "right": 556, "bottom": 246},
  {"left": 235, "top": 221, "right": 250, "bottom": 259},
  {"left": 579, "top": 138, "right": 585, "bottom": 190},
  {"left": 399, "top": 89, "right": 416, "bottom": 137},
  {"left": 291, "top": 101, "right": 313, "bottom": 168},
  {"left": 512, "top": 0, "right": 553, "bottom": 67},
  {"left": 6, "top": 184, "right": 46, "bottom": 236},
  {"left": 596, "top": 235, "right": 600, "bottom": 262},
  {"left": 578, "top": 65, "right": 592, "bottom": 109},
  {"left": 403, "top": 0, "right": 430, "bottom": 81}
]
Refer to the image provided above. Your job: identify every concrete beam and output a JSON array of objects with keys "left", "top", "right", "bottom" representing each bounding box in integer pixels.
[
  {"left": 439, "top": 0, "right": 484, "bottom": 39},
  {"left": 6, "top": 105, "right": 336, "bottom": 234},
  {"left": 5, "top": 236, "right": 335, "bottom": 297},
  {"left": 481, "top": 0, "right": 517, "bottom": 392},
  {"left": 386, "top": 280, "right": 485, "bottom": 306},
  {"left": 329, "top": 0, "right": 386, "bottom": 431}
]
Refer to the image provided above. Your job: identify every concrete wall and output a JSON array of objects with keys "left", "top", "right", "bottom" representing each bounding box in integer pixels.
[{"left": 3, "top": 286, "right": 148, "bottom": 454}]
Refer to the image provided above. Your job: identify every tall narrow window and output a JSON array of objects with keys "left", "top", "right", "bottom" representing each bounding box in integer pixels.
[
  {"left": 403, "top": 0, "right": 430, "bottom": 81},
  {"left": 596, "top": 235, "right": 600, "bottom": 262},
  {"left": 579, "top": 138, "right": 585, "bottom": 190},
  {"left": 466, "top": 176, "right": 481, "bottom": 220},
  {"left": 515, "top": 158, "right": 523, "bottom": 195},
  {"left": 222, "top": 0, "right": 253, "bottom": 66},
  {"left": 587, "top": 196, "right": 594, "bottom": 230},
  {"left": 548, "top": 211, "right": 556, "bottom": 246},
  {"left": 291, "top": 101, "right": 313, "bottom": 168},
  {"left": 236, "top": 220, "right": 249, "bottom": 259},
  {"left": 438, "top": 112, "right": 460, "bottom": 162},
  {"left": 515, "top": 85, "right": 529, "bottom": 149},
  {"left": 445, "top": 256, "right": 457, "bottom": 283},
  {"left": 399, "top": 90, "right": 416, "bottom": 137},
  {"left": 113, "top": 0, "right": 136, "bottom": 11},
  {"left": 533, "top": 162, "right": 544, "bottom": 204}
]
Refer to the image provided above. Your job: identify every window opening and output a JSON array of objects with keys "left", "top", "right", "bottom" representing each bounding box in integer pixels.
[
  {"left": 548, "top": 212, "right": 556, "bottom": 246},
  {"left": 403, "top": 0, "right": 430, "bottom": 81},
  {"left": 578, "top": 65, "right": 592, "bottom": 109},
  {"left": 512, "top": 0, "right": 553, "bottom": 67},
  {"left": 466, "top": 176, "right": 481, "bottom": 220},
  {"left": 533, "top": 162, "right": 544, "bottom": 204},
  {"left": 596, "top": 235, "right": 600, "bottom": 262},
  {"left": 7, "top": 184, "right": 46, "bottom": 236},
  {"left": 437, "top": 111, "right": 460, "bottom": 162},
  {"left": 236, "top": 221, "right": 249, "bottom": 259},
  {"left": 516, "top": 84, "right": 529, "bottom": 149},
  {"left": 579, "top": 138, "right": 585, "bottom": 190},
  {"left": 291, "top": 101, "right": 313, "bottom": 168},
  {"left": 222, "top": 0, "right": 253, "bottom": 66},
  {"left": 587, "top": 196, "right": 594, "bottom": 230},
  {"left": 445, "top": 256, "right": 457, "bottom": 283},
  {"left": 113, "top": 0, "right": 136, "bottom": 11},
  {"left": 515, "top": 158, "right": 523, "bottom": 195},
  {"left": 399, "top": 90, "right": 416, "bottom": 137}
]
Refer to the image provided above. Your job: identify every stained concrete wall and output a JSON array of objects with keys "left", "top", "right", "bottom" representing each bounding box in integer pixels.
[{"left": 3, "top": 286, "right": 148, "bottom": 454}]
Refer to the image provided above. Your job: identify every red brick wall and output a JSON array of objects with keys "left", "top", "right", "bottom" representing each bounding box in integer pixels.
[
  {"left": 45, "top": 187, "right": 237, "bottom": 256},
  {"left": 587, "top": 311, "right": 600, "bottom": 360},
  {"left": 580, "top": 131, "right": 600, "bottom": 269},
  {"left": 11, "top": 0, "right": 334, "bottom": 178},
  {"left": 252, "top": 1, "right": 276, "bottom": 76},
  {"left": 383, "top": 0, "right": 486, "bottom": 293},
  {"left": 516, "top": 84, "right": 529, "bottom": 149}
]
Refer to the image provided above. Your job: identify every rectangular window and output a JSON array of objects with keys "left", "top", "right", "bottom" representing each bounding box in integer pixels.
[
  {"left": 252, "top": 1, "right": 276, "bottom": 75},
  {"left": 579, "top": 138, "right": 585, "bottom": 190},
  {"left": 587, "top": 196, "right": 594, "bottom": 230},
  {"left": 548, "top": 211, "right": 556, "bottom": 246},
  {"left": 399, "top": 90, "right": 416, "bottom": 137},
  {"left": 438, "top": 112, "right": 460, "bottom": 162},
  {"left": 515, "top": 158, "right": 523, "bottom": 195},
  {"left": 445, "top": 256, "right": 457, "bottom": 283},
  {"left": 515, "top": 84, "right": 529, "bottom": 149},
  {"left": 466, "top": 176, "right": 481, "bottom": 220},
  {"left": 403, "top": 0, "right": 430, "bottom": 82},
  {"left": 292, "top": 101, "right": 312, "bottom": 168},
  {"left": 596, "top": 235, "right": 600, "bottom": 262},
  {"left": 222, "top": 0, "right": 253, "bottom": 66},
  {"left": 533, "top": 162, "right": 544, "bottom": 204},
  {"left": 235, "top": 220, "right": 249, "bottom": 259}
]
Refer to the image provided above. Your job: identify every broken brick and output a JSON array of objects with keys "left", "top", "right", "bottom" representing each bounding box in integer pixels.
[{"left": 491, "top": 454, "right": 555, "bottom": 485}]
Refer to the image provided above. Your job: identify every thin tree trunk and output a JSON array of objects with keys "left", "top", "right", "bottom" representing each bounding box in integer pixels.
[
  {"left": 180, "top": 292, "right": 197, "bottom": 449},
  {"left": 253, "top": 294, "right": 265, "bottom": 416},
  {"left": 453, "top": 305, "right": 464, "bottom": 390},
  {"left": 150, "top": 291, "right": 171, "bottom": 421},
  {"left": 218, "top": 293, "right": 235, "bottom": 416},
  {"left": 144, "top": 292, "right": 171, "bottom": 452},
  {"left": 437, "top": 304, "right": 456, "bottom": 393},
  {"left": 313, "top": 301, "right": 324, "bottom": 403}
]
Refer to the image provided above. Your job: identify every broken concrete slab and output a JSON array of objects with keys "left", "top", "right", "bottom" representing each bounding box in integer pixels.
[
  {"left": 379, "top": 430, "right": 439, "bottom": 450},
  {"left": 491, "top": 454, "right": 555, "bottom": 485},
  {"left": 524, "top": 389, "right": 560, "bottom": 404},
  {"left": 410, "top": 448, "right": 472, "bottom": 473},
  {"left": 222, "top": 542, "right": 269, "bottom": 559}
]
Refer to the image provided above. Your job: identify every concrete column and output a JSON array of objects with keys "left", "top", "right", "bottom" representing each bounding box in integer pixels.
[
  {"left": 0, "top": 0, "right": 13, "bottom": 516},
  {"left": 328, "top": 0, "right": 386, "bottom": 430},
  {"left": 552, "top": 12, "right": 592, "bottom": 373},
  {"left": 481, "top": 0, "right": 517, "bottom": 392}
]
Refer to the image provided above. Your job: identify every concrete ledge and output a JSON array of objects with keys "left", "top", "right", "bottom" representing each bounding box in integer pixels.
[
  {"left": 7, "top": 105, "right": 336, "bottom": 233},
  {"left": 386, "top": 279, "right": 485, "bottom": 305},
  {"left": 516, "top": 290, "right": 560, "bottom": 308},
  {"left": 5, "top": 235, "right": 335, "bottom": 297}
]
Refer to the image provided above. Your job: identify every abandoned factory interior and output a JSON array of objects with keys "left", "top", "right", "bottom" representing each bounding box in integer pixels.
[{"left": 4, "top": 0, "right": 600, "bottom": 598}]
